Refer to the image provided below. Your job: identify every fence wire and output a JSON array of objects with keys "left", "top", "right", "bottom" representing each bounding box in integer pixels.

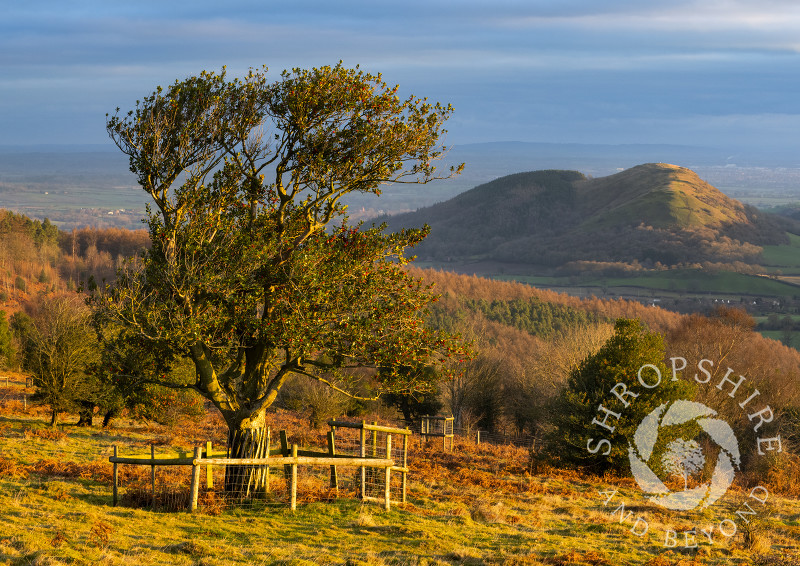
[
  {"left": 329, "top": 424, "right": 406, "bottom": 501},
  {"left": 117, "top": 461, "right": 193, "bottom": 512},
  {"left": 114, "top": 429, "right": 405, "bottom": 512},
  {"left": 116, "top": 460, "right": 359, "bottom": 512}
]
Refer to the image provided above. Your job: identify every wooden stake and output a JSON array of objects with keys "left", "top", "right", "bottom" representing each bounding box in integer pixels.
[
  {"left": 190, "top": 447, "right": 200, "bottom": 512},
  {"left": 112, "top": 445, "right": 118, "bottom": 506},
  {"left": 290, "top": 444, "right": 298, "bottom": 512},
  {"left": 327, "top": 430, "right": 338, "bottom": 491},
  {"left": 265, "top": 428, "right": 271, "bottom": 495},
  {"left": 402, "top": 430, "right": 409, "bottom": 504},
  {"left": 205, "top": 441, "right": 213, "bottom": 489},
  {"left": 360, "top": 421, "right": 366, "bottom": 499},
  {"left": 384, "top": 435, "right": 392, "bottom": 511}
]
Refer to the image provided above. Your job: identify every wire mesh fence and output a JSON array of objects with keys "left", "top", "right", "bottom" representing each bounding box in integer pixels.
[
  {"left": 117, "top": 459, "right": 193, "bottom": 511},
  {"left": 328, "top": 420, "right": 409, "bottom": 502},
  {"left": 113, "top": 452, "right": 374, "bottom": 512},
  {"left": 111, "top": 421, "right": 410, "bottom": 513}
]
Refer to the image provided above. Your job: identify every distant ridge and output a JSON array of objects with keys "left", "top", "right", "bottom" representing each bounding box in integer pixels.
[{"left": 386, "top": 163, "right": 800, "bottom": 270}]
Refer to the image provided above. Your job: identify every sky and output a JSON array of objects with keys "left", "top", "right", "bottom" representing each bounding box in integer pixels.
[{"left": 3, "top": 0, "right": 800, "bottom": 155}]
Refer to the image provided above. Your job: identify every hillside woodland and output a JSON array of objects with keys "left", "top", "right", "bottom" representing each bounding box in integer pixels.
[
  {"left": 388, "top": 163, "right": 800, "bottom": 274},
  {"left": 1, "top": 209, "right": 799, "bottom": 476},
  {"left": 0, "top": 210, "right": 149, "bottom": 309},
  {"left": 416, "top": 268, "right": 800, "bottom": 447}
]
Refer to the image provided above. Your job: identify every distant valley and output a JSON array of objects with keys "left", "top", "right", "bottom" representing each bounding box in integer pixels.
[{"left": 3, "top": 144, "right": 800, "bottom": 341}]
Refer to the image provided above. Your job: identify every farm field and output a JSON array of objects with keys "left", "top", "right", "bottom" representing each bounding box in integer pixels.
[
  {"left": 762, "top": 234, "right": 800, "bottom": 275},
  {"left": 1, "top": 374, "right": 799, "bottom": 566},
  {"left": 502, "top": 270, "right": 800, "bottom": 297}
]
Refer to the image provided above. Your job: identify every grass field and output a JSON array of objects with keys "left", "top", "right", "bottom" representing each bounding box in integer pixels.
[
  {"left": 489, "top": 269, "right": 800, "bottom": 301},
  {"left": 1, "top": 372, "right": 800, "bottom": 566},
  {"left": 761, "top": 234, "right": 800, "bottom": 275}
]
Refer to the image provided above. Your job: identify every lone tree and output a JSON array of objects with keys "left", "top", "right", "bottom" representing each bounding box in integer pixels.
[
  {"left": 19, "top": 295, "right": 99, "bottom": 427},
  {"left": 96, "top": 64, "right": 467, "bottom": 491}
]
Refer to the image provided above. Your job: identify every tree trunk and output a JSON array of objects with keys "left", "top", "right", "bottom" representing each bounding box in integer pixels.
[
  {"left": 50, "top": 409, "right": 59, "bottom": 428},
  {"left": 76, "top": 401, "right": 95, "bottom": 426},
  {"left": 102, "top": 408, "right": 119, "bottom": 428},
  {"left": 224, "top": 410, "right": 269, "bottom": 498}
]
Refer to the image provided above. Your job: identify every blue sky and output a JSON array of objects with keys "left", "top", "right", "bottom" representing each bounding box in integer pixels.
[{"left": 3, "top": 0, "right": 800, "bottom": 154}]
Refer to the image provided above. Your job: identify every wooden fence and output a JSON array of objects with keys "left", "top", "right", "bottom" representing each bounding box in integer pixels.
[
  {"left": 109, "top": 428, "right": 406, "bottom": 512},
  {"left": 327, "top": 420, "right": 411, "bottom": 505},
  {"left": 419, "top": 415, "right": 454, "bottom": 451}
]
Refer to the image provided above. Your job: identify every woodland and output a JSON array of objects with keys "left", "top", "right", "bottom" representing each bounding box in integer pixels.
[{"left": 2, "top": 208, "right": 799, "bottom": 452}]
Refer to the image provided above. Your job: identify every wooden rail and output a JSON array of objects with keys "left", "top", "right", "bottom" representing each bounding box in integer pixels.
[
  {"left": 328, "top": 419, "right": 413, "bottom": 435},
  {"left": 191, "top": 456, "right": 394, "bottom": 467}
]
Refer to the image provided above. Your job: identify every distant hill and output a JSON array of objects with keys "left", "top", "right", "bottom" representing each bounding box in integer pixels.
[{"left": 386, "top": 163, "right": 800, "bottom": 272}]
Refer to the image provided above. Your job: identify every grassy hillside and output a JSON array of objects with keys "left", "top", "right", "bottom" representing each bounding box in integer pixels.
[
  {"left": 0, "top": 377, "right": 798, "bottom": 566},
  {"left": 576, "top": 163, "right": 748, "bottom": 230}
]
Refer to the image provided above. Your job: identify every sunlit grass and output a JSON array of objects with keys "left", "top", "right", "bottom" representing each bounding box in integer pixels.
[{"left": 0, "top": 389, "right": 798, "bottom": 565}]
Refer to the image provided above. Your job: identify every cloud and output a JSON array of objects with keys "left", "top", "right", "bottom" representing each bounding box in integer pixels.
[
  {"left": 492, "top": 0, "right": 800, "bottom": 51},
  {"left": 2, "top": 0, "right": 800, "bottom": 150}
]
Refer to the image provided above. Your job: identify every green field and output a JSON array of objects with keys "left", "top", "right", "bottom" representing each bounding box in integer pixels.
[
  {"left": 762, "top": 234, "right": 800, "bottom": 274},
  {"left": 492, "top": 269, "right": 800, "bottom": 301}
]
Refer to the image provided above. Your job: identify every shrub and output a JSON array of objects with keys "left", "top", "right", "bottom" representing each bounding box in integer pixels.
[{"left": 547, "top": 318, "right": 692, "bottom": 473}]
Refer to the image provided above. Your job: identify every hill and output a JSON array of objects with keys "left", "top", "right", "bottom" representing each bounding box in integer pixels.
[{"left": 387, "top": 163, "right": 800, "bottom": 272}]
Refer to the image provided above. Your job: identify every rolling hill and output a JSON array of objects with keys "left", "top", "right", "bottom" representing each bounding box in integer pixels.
[{"left": 386, "top": 163, "right": 800, "bottom": 272}]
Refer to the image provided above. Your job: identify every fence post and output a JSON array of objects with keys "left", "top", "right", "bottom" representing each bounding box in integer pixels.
[
  {"left": 190, "top": 447, "right": 201, "bottom": 512},
  {"left": 265, "top": 428, "right": 271, "bottom": 495},
  {"left": 290, "top": 444, "right": 298, "bottom": 512},
  {"left": 112, "top": 445, "right": 118, "bottom": 506},
  {"left": 327, "top": 430, "right": 338, "bottom": 492},
  {"left": 150, "top": 445, "right": 156, "bottom": 508},
  {"left": 384, "top": 435, "right": 392, "bottom": 511},
  {"left": 360, "top": 420, "right": 366, "bottom": 500},
  {"left": 279, "top": 430, "right": 291, "bottom": 479},
  {"left": 205, "top": 441, "right": 213, "bottom": 489},
  {"left": 476, "top": 431, "right": 481, "bottom": 445},
  {"left": 402, "top": 429, "right": 409, "bottom": 503}
]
